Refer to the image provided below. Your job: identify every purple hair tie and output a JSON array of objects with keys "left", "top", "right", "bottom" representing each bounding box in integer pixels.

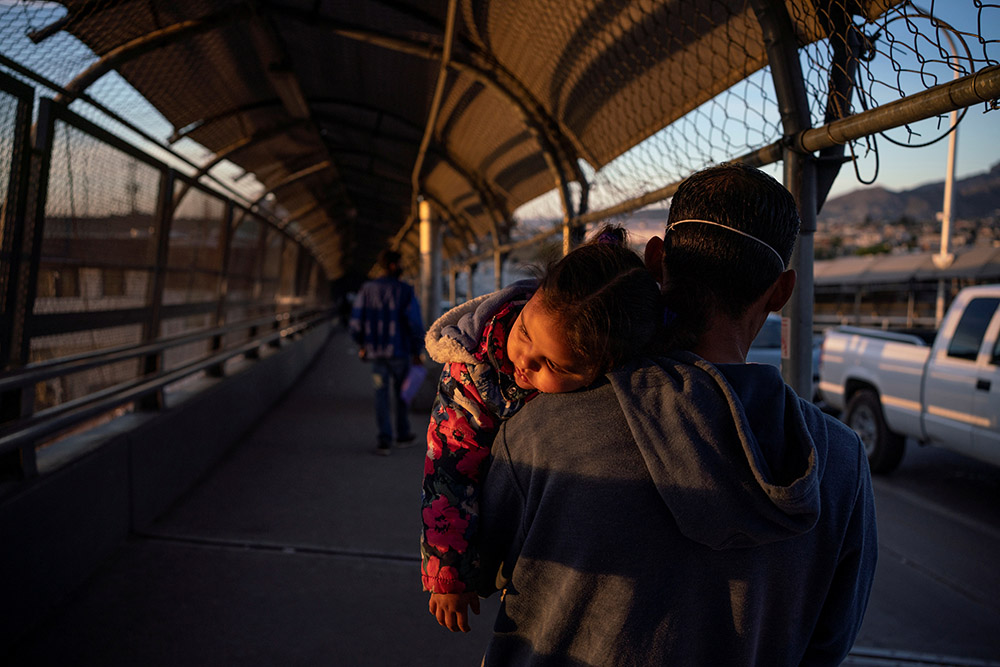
[{"left": 596, "top": 232, "right": 619, "bottom": 245}]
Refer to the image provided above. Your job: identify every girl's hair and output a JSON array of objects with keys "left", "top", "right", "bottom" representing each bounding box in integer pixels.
[{"left": 536, "top": 224, "right": 661, "bottom": 377}]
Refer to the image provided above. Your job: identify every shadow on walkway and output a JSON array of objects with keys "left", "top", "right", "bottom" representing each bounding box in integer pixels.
[{"left": 7, "top": 329, "right": 497, "bottom": 666}]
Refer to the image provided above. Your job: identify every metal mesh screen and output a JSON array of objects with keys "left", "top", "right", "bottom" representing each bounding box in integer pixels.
[
  {"left": 3, "top": 0, "right": 994, "bottom": 265},
  {"left": 0, "top": 90, "right": 15, "bottom": 215},
  {"left": 164, "top": 185, "right": 226, "bottom": 306},
  {"left": 223, "top": 215, "right": 264, "bottom": 347},
  {"left": 259, "top": 227, "right": 283, "bottom": 303},
  {"left": 0, "top": 5, "right": 330, "bottom": 468},
  {"left": 35, "top": 119, "right": 161, "bottom": 317},
  {"left": 792, "top": 1, "right": 999, "bottom": 185},
  {"left": 0, "top": 87, "right": 22, "bottom": 319},
  {"left": 279, "top": 240, "right": 299, "bottom": 300},
  {"left": 514, "top": 0, "right": 999, "bottom": 222},
  {"left": 160, "top": 313, "right": 214, "bottom": 374}
]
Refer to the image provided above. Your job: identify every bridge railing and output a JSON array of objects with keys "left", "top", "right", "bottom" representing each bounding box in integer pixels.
[
  {"left": 0, "top": 76, "right": 331, "bottom": 483},
  {"left": 0, "top": 307, "right": 329, "bottom": 478}
]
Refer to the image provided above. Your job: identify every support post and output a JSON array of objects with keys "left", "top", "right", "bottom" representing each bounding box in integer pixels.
[
  {"left": 448, "top": 266, "right": 457, "bottom": 308},
  {"left": 751, "top": 0, "right": 816, "bottom": 400},
  {"left": 0, "top": 74, "right": 34, "bottom": 372},
  {"left": 784, "top": 155, "right": 817, "bottom": 398},
  {"left": 419, "top": 199, "right": 442, "bottom": 327},
  {"left": 208, "top": 201, "right": 234, "bottom": 377},
  {"left": 559, "top": 179, "right": 582, "bottom": 256},
  {"left": 139, "top": 169, "right": 175, "bottom": 411},
  {"left": 466, "top": 263, "right": 477, "bottom": 300},
  {"left": 493, "top": 248, "right": 503, "bottom": 291}
]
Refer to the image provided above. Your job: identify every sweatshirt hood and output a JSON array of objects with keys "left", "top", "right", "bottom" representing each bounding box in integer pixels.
[
  {"left": 608, "top": 353, "right": 820, "bottom": 549},
  {"left": 424, "top": 279, "right": 537, "bottom": 364}
]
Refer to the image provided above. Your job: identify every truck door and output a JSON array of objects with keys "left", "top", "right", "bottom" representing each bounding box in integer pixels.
[
  {"left": 971, "top": 306, "right": 1000, "bottom": 467},
  {"left": 923, "top": 297, "right": 1000, "bottom": 456}
]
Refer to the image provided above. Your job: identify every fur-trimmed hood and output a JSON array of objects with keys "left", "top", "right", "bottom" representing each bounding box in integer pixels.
[{"left": 424, "top": 279, "right": 537, "bottom": 365}]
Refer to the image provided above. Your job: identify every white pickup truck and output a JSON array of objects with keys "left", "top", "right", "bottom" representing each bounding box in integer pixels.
[{"left": 818, "top": 284, "right": 1000, "bottom": 473}]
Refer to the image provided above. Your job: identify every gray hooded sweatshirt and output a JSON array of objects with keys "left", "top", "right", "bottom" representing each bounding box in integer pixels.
[{"left": 477, "top": 352, "right": 877, "bottom": 666}]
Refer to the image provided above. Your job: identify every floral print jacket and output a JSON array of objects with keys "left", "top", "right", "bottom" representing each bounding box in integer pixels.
[{"left": 421, "top": 283, "right": 537, "bottom": 594}]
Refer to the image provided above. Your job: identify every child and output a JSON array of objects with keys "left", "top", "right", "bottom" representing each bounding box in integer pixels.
[{"left": 420, "top": 225, "right": 663, "bottom": 632}]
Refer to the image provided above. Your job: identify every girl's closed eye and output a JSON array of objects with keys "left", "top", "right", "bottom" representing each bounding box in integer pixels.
[{"left": 507, "top": 293, "right": 594, "bottom": 394}]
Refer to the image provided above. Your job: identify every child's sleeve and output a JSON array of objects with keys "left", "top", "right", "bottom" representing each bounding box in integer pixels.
[{"left": 420, "top": 361, "right": 501, "bottom": 595}]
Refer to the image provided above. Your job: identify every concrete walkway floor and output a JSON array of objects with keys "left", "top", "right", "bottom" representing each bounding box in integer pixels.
[{"left": 6, "top": 329, "right": 497, "bottom": 666}]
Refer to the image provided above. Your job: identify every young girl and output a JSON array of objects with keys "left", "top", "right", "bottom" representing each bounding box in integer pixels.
[{"left": 420, "top": 225, "right": 663, "bottom": 632}]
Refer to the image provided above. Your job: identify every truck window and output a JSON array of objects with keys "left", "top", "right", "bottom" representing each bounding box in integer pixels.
[{"left": 947, "top": 297, "right": 1000, "bottom": 361}]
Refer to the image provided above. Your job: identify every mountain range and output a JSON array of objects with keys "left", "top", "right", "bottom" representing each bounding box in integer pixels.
[
  {"left": 516, "top": 162, "right": 1000, "bottom": 235},
  {"left": 817, "top": 161, "right": 1000, "bottom": 226}
]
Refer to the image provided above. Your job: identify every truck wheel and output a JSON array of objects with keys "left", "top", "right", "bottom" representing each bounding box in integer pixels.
[{"left": 845, "top": 389, "right": 905, "bottom": 474}]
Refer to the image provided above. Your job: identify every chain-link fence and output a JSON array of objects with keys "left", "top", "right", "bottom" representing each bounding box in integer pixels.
[
  {"left": 0, "top": 83, "right": 329, "bottom": 478},
  {"left": 507, "top": 1, "right": 997, "bottom": 226}
]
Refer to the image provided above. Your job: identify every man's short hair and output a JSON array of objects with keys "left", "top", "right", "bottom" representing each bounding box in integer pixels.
[
  {"left": 377, "top": 249, "right": 403, "bottom": 277},
  {"left": 662, "top": 163, "right": 800, "bottom": 343}
]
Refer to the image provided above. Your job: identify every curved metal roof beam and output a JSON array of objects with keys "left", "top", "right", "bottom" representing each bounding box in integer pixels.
[
  {"left": 51, "top": 8, "right": 354, "bottom": 244},
  {"left": 54, "top": 7, "right": 253, "bottom": 104},
  {"left": 408, "top": 0, "right": 459, "bottom": 243},
  {"left": 423, "top": 194, "right": 479, "bottom": 247},
  {"left": 174, "top": 97, "right": 416, "bottom": 145},
  {"left": 245, "top": 160, "right": 332, "bottom": 226},
  {"left": 173, "top": 119, "right": 311, "bottom": 207},
  {"left": 321, "top": 120, "right": 509, "bottom": 226},
  {"left": 314, "top": 110, "right": 509, "bottom": 247},
  {"left": 266, "top": 5, "right": 586, "bottom": 208},
  {"left": 314, "top": 107, "right": 516, "bottom": 206},
  {"left": 427, "top": 154, "right": 505, "bottom": 246},
  {"left": 168, "top": 99, "right": 285, "bottom": 143}
]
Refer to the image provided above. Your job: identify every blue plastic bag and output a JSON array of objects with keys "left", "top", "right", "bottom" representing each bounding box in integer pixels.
[{"left": 401, "top": 364, "right": 428, "bottom": 405}]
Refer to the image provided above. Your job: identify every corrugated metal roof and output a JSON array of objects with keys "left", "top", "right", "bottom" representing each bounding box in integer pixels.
[
  {"left": 815, "top": 247, "right": 1000, "bottom": 286},
  {"left": 47, "top": 0, "right": 864, "bottom": 281}
]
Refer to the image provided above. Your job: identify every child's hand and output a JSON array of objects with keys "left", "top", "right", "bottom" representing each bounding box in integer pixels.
[{"left": 429, "top": 591, "right": 481, "bottom": 633}]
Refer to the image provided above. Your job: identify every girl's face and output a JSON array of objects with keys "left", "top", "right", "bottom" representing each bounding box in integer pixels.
[{"left": 506, "top": 292, "right": 594, "bottom": 394}]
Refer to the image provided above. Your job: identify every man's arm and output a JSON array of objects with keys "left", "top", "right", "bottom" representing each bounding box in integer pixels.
[
  {"left": 349, "top": 288, "right": 366, "bottom": 347},
  {"left": 476, "top": 421, "right": 529, "bottom": 597}
]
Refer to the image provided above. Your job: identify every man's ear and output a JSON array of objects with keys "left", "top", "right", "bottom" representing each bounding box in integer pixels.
[
  {"left": 644, "top": 236, "right": 664, "bottom": 283},
  {"left": 765, "top": 269, "right": 796, "bottom": 312}
]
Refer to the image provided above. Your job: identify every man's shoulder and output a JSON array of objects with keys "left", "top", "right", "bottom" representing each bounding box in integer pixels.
[{"left": 504, "top": 379, "right": 620, "bottom": 436}]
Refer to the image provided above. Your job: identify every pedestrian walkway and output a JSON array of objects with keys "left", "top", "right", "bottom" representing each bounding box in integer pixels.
[{"left": 5, "top": 328, "right": 498, "bottom": 666}]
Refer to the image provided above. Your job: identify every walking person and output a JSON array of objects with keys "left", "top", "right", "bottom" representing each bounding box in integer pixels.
[{"left": 350, "top": 249, "right": 425, "bottom": 456}]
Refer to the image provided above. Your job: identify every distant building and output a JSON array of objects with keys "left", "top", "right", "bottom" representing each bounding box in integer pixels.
[{"left": 813, "top": 246, "right": 1000, "bottom": 330}]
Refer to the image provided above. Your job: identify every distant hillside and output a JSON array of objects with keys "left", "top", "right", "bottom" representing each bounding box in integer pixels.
[
  {"left": 819, "top": 162, "right": 1000, "bottom": 226},
  {"left": 515, "top": 163, "right": 1000, "bottom": 235}
]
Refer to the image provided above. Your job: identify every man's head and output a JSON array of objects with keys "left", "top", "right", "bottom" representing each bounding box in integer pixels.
[
  {"left": 645, "top": 162, "right": 800, "bottom": 351},
  {"left": 377, "top": 249, "right": 403, "bottom": 278}
]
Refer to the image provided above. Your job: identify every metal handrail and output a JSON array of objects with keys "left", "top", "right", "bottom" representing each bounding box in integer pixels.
[
  {"left": 0, "top": 307, "right": 321, "bottom": 392},
  {"left": 0, "top": 310, "right": 331, "bottom": 457}
]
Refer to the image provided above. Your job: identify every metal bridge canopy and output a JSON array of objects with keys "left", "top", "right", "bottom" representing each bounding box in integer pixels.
[
  {"left": 29, "top": 0, "right": 874, "bottom": 281},
  {"left": 1, "top": 0, "right": 998, "bottom": 410}
]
